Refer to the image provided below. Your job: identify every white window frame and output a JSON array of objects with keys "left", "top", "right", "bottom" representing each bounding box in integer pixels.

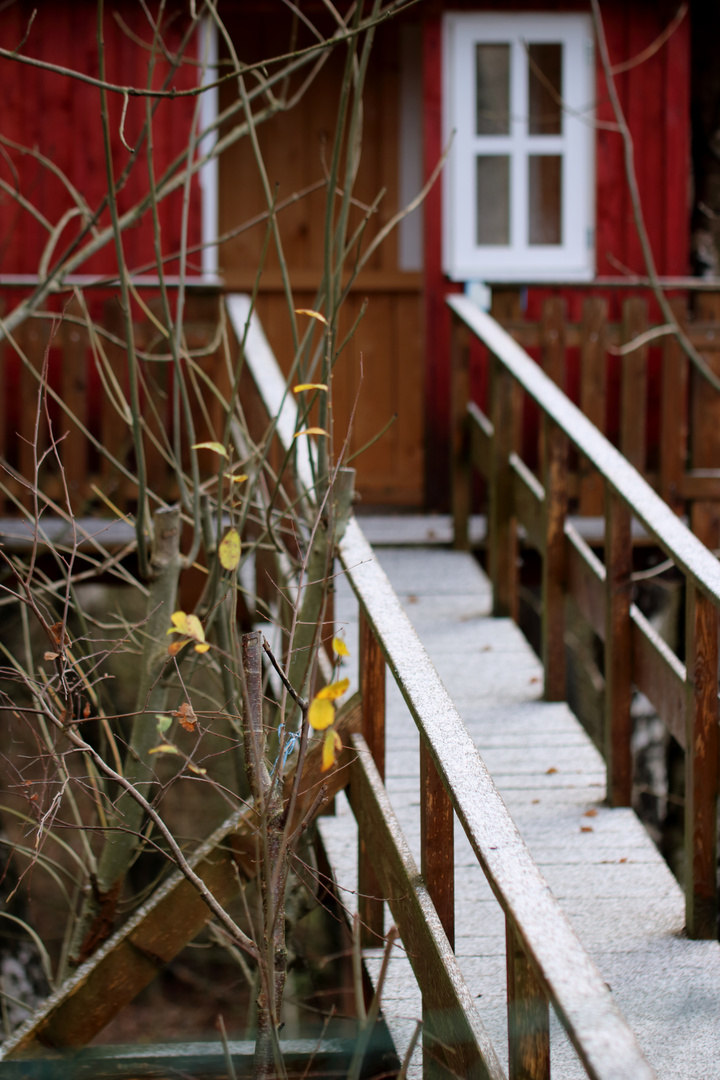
[{"left": 443, "top": 12, "right": 595, "bottom": 283}]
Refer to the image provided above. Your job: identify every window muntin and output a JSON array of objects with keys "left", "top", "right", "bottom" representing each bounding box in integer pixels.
[{"left": 443, "top": 13, "right": 595, "bottom": 282}]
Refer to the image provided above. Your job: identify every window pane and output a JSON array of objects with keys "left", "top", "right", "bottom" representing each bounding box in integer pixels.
[
  {"left": 529, "top": 156, "right": 562, "bottom": 244},
  {"left": 528, "top": 43, "right": 562, "bottom": 135},
  {"left": 476, "top": 156, "right": 510, "bottom": 245},
  {"left": 476, "top": 44, "right": 510, "bottom": 135}
]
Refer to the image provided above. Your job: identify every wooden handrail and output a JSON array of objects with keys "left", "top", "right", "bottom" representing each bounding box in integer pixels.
[
  {"left": 339, "top": 517, "right": 654, "bottom": 1080},
  {"left": 449, "top": 292, "right": 719, "bottom": 941},
  {"left": 225, "top": 296, "right": 656, "bottom": 1078}
]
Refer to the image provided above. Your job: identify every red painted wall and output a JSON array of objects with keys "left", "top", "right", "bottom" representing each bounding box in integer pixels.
[
  {"left": 0, "top": 2, "right": 202, "bottom": 285},
  {"left": 422, "top": 1, "right": 691, "bottom": 506}
]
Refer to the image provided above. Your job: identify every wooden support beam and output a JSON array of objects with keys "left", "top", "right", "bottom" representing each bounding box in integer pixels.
[
  {"left": 452, "top": 315, "right": 472, "bottom": 551},
  {"left": 604, "top": 489, "right": 633, "bottom": 807},
  {"left": 421, "top": 742, "right": 454, "bottom": 950},
  {"left": 506, "top": 917, "right": 550, "bottom": 1080},
  {"left": 490, "top": 361, "right": 519, "bottom": 620},
  {"left": 541, "top": 415, "right": 567, "bottom": 701},
  {"left": 358, "top": 611, "right": 386, "bottom": 946},
  {"left": 684, "top": 584, "right": 719, "bottom": 939}
]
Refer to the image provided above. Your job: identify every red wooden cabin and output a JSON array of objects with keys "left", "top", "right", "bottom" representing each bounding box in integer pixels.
[{"left": 0, "top": 1, "right": 699, "bottom": 511}]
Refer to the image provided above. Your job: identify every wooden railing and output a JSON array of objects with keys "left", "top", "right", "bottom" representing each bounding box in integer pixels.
[
  {"left": 233, "top": 297, "right": 655, "bottom": 1080},
  {"left": 449, "top": 292, "right": 720, "bottom": 943},
  {"left": 482, "top": 285, "right": 720, "bottom": 535},
  {"left": 0, "top": 288, "right": 224, "bottom": 517},
  {"left": 0, "top": 295, "right": 658, "bottom": 1077}
]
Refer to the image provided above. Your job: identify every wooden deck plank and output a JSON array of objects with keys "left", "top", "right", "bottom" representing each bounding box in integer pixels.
[{"left": 320, "top": 544, "right": 720, "bottom": 1080}]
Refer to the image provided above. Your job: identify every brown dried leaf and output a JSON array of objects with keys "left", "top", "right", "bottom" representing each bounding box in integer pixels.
[
  {"left": 580, "top": 826, "right": 594, "bottom": 833},
  {"left": 545, "top": 767, "right": 558, "bottom": 775},
  {"left": 175, "top": 702, "right": 198, "bottom": 732},
  {"left": 584, "top": 808, "right": 598, "bottom": 818},
  {"left": 49, "top": 622, "right": 69, "bottom": 648},
  {"left": 44, "top": 652, "right": 59, "bottom": 662}
]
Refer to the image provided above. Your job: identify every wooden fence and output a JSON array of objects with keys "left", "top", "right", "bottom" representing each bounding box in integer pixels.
[
  {"left": 482, "top": 287, "right": 720, "bottom": 544},
  {"left": 450, "top": 292, "right": 720, "bottom": 943}
]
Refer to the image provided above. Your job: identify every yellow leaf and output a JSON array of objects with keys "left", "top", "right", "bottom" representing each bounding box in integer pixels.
[
  {"left": 321, "top": 729, "right": 342, "bottom": 772},
  {"left": 187, "top": 761, "right": 207, "bottom": 775},
  {"left": 294, "top": 427, "right": 329, "bottom": 438},
  {"left": 168, "top": 610, "right": 190, "bottom": 635},
  {"left": 293, "top": 383, "right": 328, "bottom": 394},
  {"left": 219, "top": 528, "right": 241, "bottom": 571},
  {"left": 194, "top": 642, "right": 211, "bottom": 654},
  {"left": 332, "top": 637, "right": 350, "bottom": 658},
  {"left": 168, "top": 640, "right": 186, "bottom": 656},
  {"left": 317, "top": 677, "right": 350, "bottom": 701},
  {"left": 295, "top": 308, "right": 328, "bottom": 325},
  {"left": 185, "top": 614, "right": 205, "bottom": 643},
  {"left": 308, "top": 697, "right": 335, "bottom": 731},
  {"left": 225, "top": 473, "right": 248, "bottom": 484},
  {"left": 149, "top": 743, "right": 180, "bottom": 755},
  {"left": 191, "top": 441, "right": 228, "bottom": 457}
]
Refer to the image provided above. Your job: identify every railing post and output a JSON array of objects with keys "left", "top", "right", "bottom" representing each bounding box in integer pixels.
[
  {"left": 604, "top": 488, "right": 633, "bottom": 806},
  {"left": 451, "top": 315, "right": 472, "bottom": 551},
  {"left": 420, "top": 744, "right": 454, "bottom": 948},
  {"left": 490, "top": 358, "right": 519, "bottom": 619},
  {"left": 421, "top": 743, "right": 455, "bottom": 1080},
  {"left": 541, "top": 415, "right": 567, "bottom": 701},
  {"left": 684, "top": 583, "right": 719, "bottom": 939},
  {"left": 358, "top": 609, "right": 386, "bottom": 946},
  {"left": 506, "top": 916, "right": 550, "bottom": 1080}
]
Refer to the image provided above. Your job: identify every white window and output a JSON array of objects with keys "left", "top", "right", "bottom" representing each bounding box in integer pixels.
[{"left": 443, "top": 12, "right": 595, "bottom": 283}]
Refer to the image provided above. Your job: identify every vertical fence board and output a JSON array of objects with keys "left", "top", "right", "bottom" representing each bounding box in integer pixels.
[
  {"left": 541, "top": 415, "right": 567, "bottom": 701},
  {"left": 604, "top": 490, "right": 633, "bottom": 806},
  {"left": 451, "top": 316, "right": 472, "bottom": 550},
  {"left": 60, "top": 305, "right": 89, "bottom": 511},
  {"left": 101, "top": 299, "right": 132, "bottom": 511},
  {"left": 620, "top": 298, "right": 648, "bottom": 473},
  {"left": 506, "top": 917, "right": 550, "bottom": 1080},
  {"left": 17, "top": 321, "right": 50, "bottom": 510},
  {"left": 420, "top": 743, "right": 454, "bottom": 949},
  {"left": 358, "top": 611, "right": 386, "bottom": 946},
  {"left": 579, "top": 297, "right": 607, "bottom": 515},
  {"left": 540, "top": 297, "right": 566, "bottom": 390},
  {"left": 659, "top": 297, "right": 688, "bottom": 515},
  {"left": 684, "top": 584, "right": 719, "bottom": 939},
  {"left": 490, "top": 361, "right": 519, "bottom": 620}
]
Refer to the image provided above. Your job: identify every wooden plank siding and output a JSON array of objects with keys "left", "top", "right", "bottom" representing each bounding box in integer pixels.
[{"left": 216, "top": 11, "right": 425, "bottom": 506}]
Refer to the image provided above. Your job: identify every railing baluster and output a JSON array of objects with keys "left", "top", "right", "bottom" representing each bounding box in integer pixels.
[
  {"left": 490, "top": 358, "right": 519, "bottom": 619},
  {"left": 506, "top": 916, "right": 550, "bottom": 1080},
  {"left": 604, "top": 488, "right": 633, "bottom": 806},
  {"left": 659, "top": 296, "right": 687, "bottom": 516},
  {"left": 358, "top": 609, "right": 386, "bottom": 946},
  {"left": 542, "top": 415, "right": 567, "bottom": 701},
  {"left": 60, "top": 300, "right": 89, "bottom": 514},
  {"left": 451, "top": 315, "right": 472, "bottom": 551},
  {"left": 620, "top": 298, "right": 648, "bottom": 474},
  {"left": 578, "top": 296, "right": 607, "bottom": 516},
  {"left": 684, "top": 582, "right": 719, "bottom": 938},
  {"left": 420, "top": 743, "right": 454, "bottom": 948}
]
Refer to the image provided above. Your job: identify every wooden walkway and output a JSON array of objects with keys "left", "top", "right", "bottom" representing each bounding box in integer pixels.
[{"left": 320, "top": 541, "right": 720, "bottom": 1079}]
